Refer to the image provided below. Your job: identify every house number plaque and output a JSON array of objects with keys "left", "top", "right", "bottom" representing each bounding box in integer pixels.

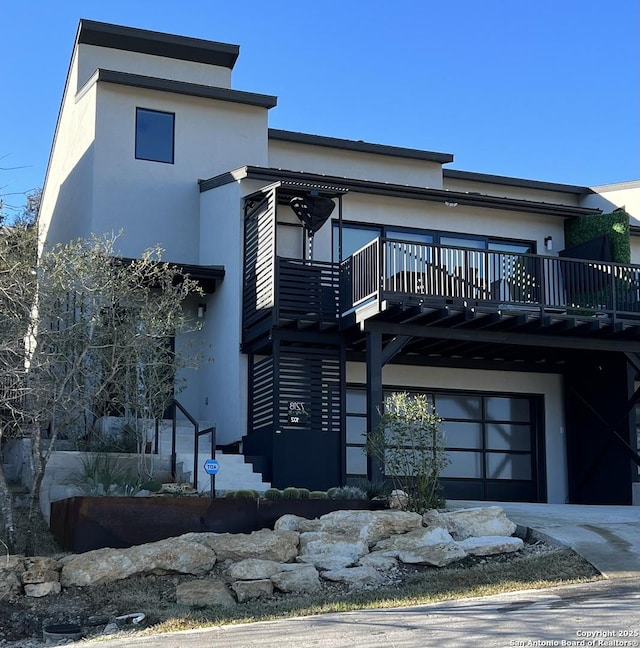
[{"left": 287, "top": 401, "right": 308, "bottom": 426}]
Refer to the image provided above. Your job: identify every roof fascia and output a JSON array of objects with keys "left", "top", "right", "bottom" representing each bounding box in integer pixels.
[
  {"left": 268, "top": 129, "right": 454, "bottom": 164},
  {"left": 200, "top": 166, "right": 600, "bottom": 217},
  {"left": 78, "top": 19, "right": 239, "bottom": 69},
  {"left": 87, "top": 69, "right": 277, "bottom": 108}
]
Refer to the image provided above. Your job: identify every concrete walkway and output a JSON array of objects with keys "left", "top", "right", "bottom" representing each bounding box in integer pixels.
[{"left": 450, "top": 501, "right": 640, "bottom": 579}]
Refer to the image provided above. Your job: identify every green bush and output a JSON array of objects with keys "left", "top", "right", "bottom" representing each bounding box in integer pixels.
[
  {"left": 264, "top": 488, "right": 282, "bottom": 500},
  {"left": 139, "top": 479, "right": 162, "bottom": 493},
  {"left": 365, "top": 392, "right": 448, "bottom": 513},
  {"left": 296, "top": 488, "right": 310, "bottom": 499},
  {"left": 326, "top": 487, "right": 339, "bottom": 499},
  {"left": 564, "top": 210, "right": 630, "bottom": 264},
  {"left": 328, "top": 485, "right": 367, "bottom": 500},
  {"left": 234, "top": 489, "right": 259, "bottom": 500},
  {"left": 282, "top": 487, "right": 300, "bottom": 499},
  {"left": 309, "top": 490, "right": 328, "bottom": 499},
  {"left": 224, "top": 490, "right": 237, "bottom": 498}
]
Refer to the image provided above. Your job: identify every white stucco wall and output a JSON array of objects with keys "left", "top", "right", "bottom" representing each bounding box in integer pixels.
[
  {"left": 90, "top": 83, "right": 269, "bottom": 262},
  {"left": 346, "top": 362, "right": 567, "bottom": 504},
  {"left": 77, "top": 43, "right": 232, "bottom": 91},
  {"left": 39, "top": 51, "right": 97, "bottom": 252},
  {"left": 197, "top": 181, "right": 247, "bottom": 444},
  {"left": 302, "top": 192, "right": 567, "bottom": 263},
  {"left": 582, "top": 181, "right": 640, "bottom": 221},
  {"left": 269, "top": 139, "right": 444, "bottom": 188},
  {"left": 443, "top": 176, "right": 583, "bottom": 207}
]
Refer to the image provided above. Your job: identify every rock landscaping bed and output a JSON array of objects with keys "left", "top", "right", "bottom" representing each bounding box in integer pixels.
[{"left": 0, "top": 507, "right": 599, "bottom": 647}]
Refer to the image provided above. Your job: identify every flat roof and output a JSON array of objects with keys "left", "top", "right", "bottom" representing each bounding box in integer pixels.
[
  {"left": 77, "top": 19, "right": 239, "bottom": 69},
  {"left": 269, "top": 129, "right": 454, "bottom": 164},
  {"left": 85, "top": 69, "right": 277, "bottom": 109}
]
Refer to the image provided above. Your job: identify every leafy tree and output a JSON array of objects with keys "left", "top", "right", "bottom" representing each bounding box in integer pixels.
[
  {"left": 1, "top": 232, "right": 204, "bottom": 554},
  {"left": 365, "top": 392, "right": 448, "bottom": 514},
  {"left": 0, "top": 222, "right": 37, "bottom": 553}
]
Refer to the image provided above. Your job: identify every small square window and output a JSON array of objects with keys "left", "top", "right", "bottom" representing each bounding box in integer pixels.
[{"left": 135, "top": 108, "right": 174, "bottom": 164}]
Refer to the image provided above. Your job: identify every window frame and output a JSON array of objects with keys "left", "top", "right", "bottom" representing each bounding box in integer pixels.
[{"left": 135, "top": 107, "right": 175, "bottom": 164}]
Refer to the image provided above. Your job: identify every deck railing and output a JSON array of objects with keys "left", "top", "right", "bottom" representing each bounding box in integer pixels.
[{"left": 340, "top": 238, "right": 640, "bottom": 319}]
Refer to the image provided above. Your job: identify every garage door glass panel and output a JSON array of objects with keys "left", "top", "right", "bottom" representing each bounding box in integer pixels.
[
  {"left": 441, "top": 451, "right": 483, "bottom": 478},
  {"left": 435, "top": 394, "right": 481, "bottom": 419},
  {"left": 486, "top": 424, "right": 531, "bottom": 451},
  {"left": 486, "top": 453, "right": 532, "bottom": 480},
  {"left": 486, "top": 397, "right": 530, "bottom": 422},
  {"left": 442, "top": 421, "right": 482, "bottom": 448}
]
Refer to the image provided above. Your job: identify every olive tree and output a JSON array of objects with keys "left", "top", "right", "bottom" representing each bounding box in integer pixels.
[
  {"left": 366, "top": 392, "right": 448, "bottom": 513},
  {"left": 1, "top": 232, "right": 204, "bottom": 554},
  {"left": 0, "top": 223, "right": 37, "bottom": 553}
]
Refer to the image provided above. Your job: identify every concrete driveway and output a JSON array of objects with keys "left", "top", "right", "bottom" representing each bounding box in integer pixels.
[{"left": 450, "top": 501, "right": 640, "bottom": 579}]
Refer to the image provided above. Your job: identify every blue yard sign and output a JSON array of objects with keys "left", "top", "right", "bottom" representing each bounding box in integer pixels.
[{"left": 204, "top": 459, "right": 220, "bottom": 475}]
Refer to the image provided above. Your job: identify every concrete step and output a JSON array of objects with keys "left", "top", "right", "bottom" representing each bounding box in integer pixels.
[{"left": 177, "top": 451, "right": 271, "bottom": 494}]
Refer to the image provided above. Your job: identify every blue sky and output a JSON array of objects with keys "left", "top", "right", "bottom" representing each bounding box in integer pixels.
[{"left": 1, "top": 0, "right": 638, "bottom": 214}]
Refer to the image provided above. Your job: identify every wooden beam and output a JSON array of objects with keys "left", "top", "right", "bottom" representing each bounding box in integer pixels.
[{"left": 363, "top": 321, "right": 640, "bottom": 353}]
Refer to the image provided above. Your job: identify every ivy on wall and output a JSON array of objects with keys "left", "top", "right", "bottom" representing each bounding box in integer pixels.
[{"left": 564, "top": 210, "right": 630, "bottom": 264}]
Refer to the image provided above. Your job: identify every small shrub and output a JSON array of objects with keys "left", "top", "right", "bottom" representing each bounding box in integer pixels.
[
  {"left": 282, "top": 487, "right": 300, "bottom": 499},
  {"left": 328, "top": 485, "right": 367, "bottom": 500},
  {"left": 309, "top": 490, "right": 328, "bottom": 499},
  {"left": 296, "top": 488, "right": 310, "bottom": 499},
  {"left": 139, "top": 479, "right": 162, "bottom": 493},
  {"left": 351, "top": 478, "right": 390, "bottom": 500},
  {"left": 235, "top": 489, "right": 259, "bottom": 500},
  {"left": 365, "top": 392, "right": 448, "bottom": 514},
  {"left": 224, "top": 490, "right": 237, "bottom": 498},
  {"left": 264, "top": 488, "right": 282, "bottom": 500}
]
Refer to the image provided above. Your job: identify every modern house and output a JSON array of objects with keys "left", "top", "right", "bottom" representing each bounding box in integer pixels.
[{"left": 39, "top": 20, "right": 640, "bottom": 505}]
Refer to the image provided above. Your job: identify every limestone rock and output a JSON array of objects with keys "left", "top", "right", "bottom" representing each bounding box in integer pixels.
[
  {"left": 61, "top": 547, "right": 138, "bottom": 586},
  {"left": 396, "top": 543, "right": 468, "bottom": 567},
  {"left": 389, "top": 490, "right": 409, "bottom": 510},
  {"left": 271, "top": 564, "right": 321, "bottom": 593},
  {"left": 0, "top": 571, "right": 22, "bottom": 598},
  {"left": 227, "top": 558, "right": 285, "bottom": 581},
  {"left": 0, "top": 555, "right": 25, "bottom": 573},
  {"left": 457, "top": 536, "right": 524, "bottom": 556},
  {"left": 126, "top": 537, "right": 216, "bottom": 576},
  {"left": 321, "top": 566, "right": 385, "bottom": 588},
  {"left": 297, "top": 536, "right": 369, "bottom": 571},
  {"left": 423, "top": 507, "right": 516, "bottom": 540},
  {"left": 374, "top": 526, "right": 454, "bottom": 552},
  {"left": 176, "top": 579, "right": 236, "bottom": 608},
  {"left": 231, "top": 578, "right": 274, "bottom": 602},
  {"left": 61, "top": 537, "right": 217, "bottom": 586},
  {"left": 274, "top": 514, "right": 320, "bottom": 533},
  {"left": 314, "top": 510, "right": 422, "bottom": 546},
  {"left": 24, "top": 557, "right": 59, "bottom": 571},
  {"left": 24, "top": 581, "right": 61, "bottom": 597},
  {"left": 199, "top": 529, "right": 299, "bottom": 563},
  {"left": 357, "top": 552, "right": 399, "bottom": 571},
  {"left": 22, "top": 569, "right": 59, "bottom": 584}
]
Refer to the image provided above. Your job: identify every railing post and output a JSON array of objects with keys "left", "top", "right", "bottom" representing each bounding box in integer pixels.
[
  {"left": 377, "top": 238, "right": 383, "bottom": 308},
  {"left": 193, "top": 422, "right": 200, "bottom": 493}
]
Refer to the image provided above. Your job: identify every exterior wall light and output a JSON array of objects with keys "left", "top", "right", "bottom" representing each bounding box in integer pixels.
[
  {"left": 544, "top": 236, "right": 553, "bottom": 251},
  {"left": 197, "top": 303, "right": 207, "bottom": 319}
]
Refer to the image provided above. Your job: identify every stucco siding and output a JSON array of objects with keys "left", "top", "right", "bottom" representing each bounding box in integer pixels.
[
  {"left": 39, "top": 52, "right": 96, "bottom": 253},
  {"left": 77, "top": 43, "right": 232, "bottom": 91},
  {"left": 269, "top": 139, "right": 444, "bottom": 188},
  {"left": 197, "top": 182, "right": 247, "bottom": 444},
  {"left": 90, "top": 83, "right": 268, "bottom": 261}
]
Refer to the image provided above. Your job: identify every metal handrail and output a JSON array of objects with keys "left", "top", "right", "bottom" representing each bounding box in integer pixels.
[
  {"left": 341, "top": 237, "right": 640, "bottom": 319},
  {"left": 154, "top": 398, "right": 217, "bottom": 497}
]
